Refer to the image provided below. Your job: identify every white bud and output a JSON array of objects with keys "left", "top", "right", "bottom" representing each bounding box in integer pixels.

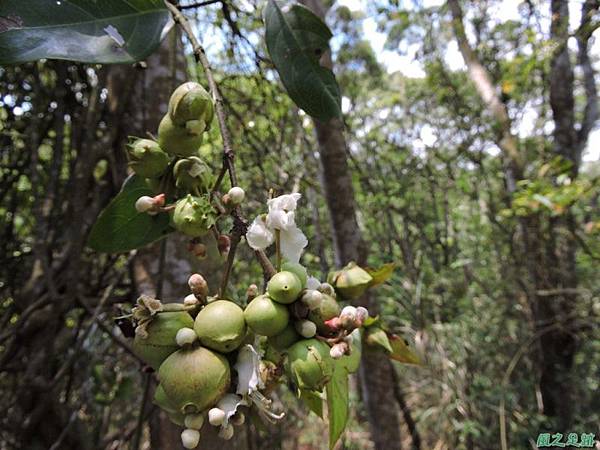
[
  {"left": 231, "top": 412, "right": 245, "bottom": 426},
  {"left": 318, "top": 282, "right": 335, "bottom": 296},
  {"left": 188, "top": 273, "right": 208, "bottom": 297},
  {"left": 356, "top": 306, "right": 369, "bottom": 323},
  {"left": 295, "top": 320, "right": 317, "bottom": 338},
  {"left": 340, "top": 305, "right": 357, "bottom": 320},
  {"left": 301, "top": 290, "right": 322, "bottom": 310},
  {"left": 184, "top": 293, "right": 199, "bottom": 306},
  {"left": 330, "top": 343, "right": 346, "bottom": 359},
  {"left": 228, "top": 186, "right": 245, "bottom": 204},
  {"left": 184, "top": 413, "right": 205, "bottom": 430},
  {"left": 135, "top": 196, "right": 154, "bottom": 213},
  {"left": 344, "top": 334, "right": 354, "bottom": 344},
  {"left": 181, "top": 429, "right": 200, "bottom": 449},
  {"left": 208, "top": 407, "right": 225, "bottom": 426},
  {"left": 219, "top": 424, "right": 234, "bottom": 440},
  {"left": 176, "top": 327, "right": 198, "bottom": 347}
]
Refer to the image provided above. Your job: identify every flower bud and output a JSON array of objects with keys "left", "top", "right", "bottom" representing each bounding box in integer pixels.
[
  {"left": 153, "top": 193, "right": 166, "bottom": 207},
  {"left": 301, "top": 290, "right": 323, "bottom": 310},
  {"left": 330, "top": 342, "right": 348, "bottom": 359},
  {"left": 318, "top": 283, "right": 336, "bottom": 297},
  {"left": 340, "top": 305, "right": 357, "bottom": 319},
  {"left": 231, "top": 412, "right": 245, "bottom": 426},
  {"left": 323, "top": 316, "right": 341, "bottom": 332},
  {"left": 135, "top": 196, "right": 155, "bottom": 213},
  {"left": 184, "top": 294, "right": 200, "bottom": 306},
  {"left": 172, "top": 194, "right": 217, "bottom": 237},
  {"left": 181, "top": 429, "right": 200, "bottom": 449},
  {"left": 246, "top": 284, "right": 259, "bottom": 301},
  {"left": 208, "top": 407, "right": 225, "bottom": 426},
  {"left": 355, "top": 306, "right": 369, "bottom": 325},
  {"left": 340, "top": 306, "right": 357, "bottom": 330},
  {"left": 187, "top": 241, "right": 207, "bottom": 259},
  {"left": 127, "top": 138, "right": 170, "bottom": 178},
  {"left": 227, "top": 186, "right": 245, "bottom": 205},
  {"left": 176, "top": 327, "right": 198, "bottom": 347},
  {"left": 184, "top": 413, "right": 205, "bottom": 430},
  {"left": 218, "top": 234, "right": 231, "bottom": 255},
  {"left": 173, "top": 156, "right": 213, "bottom": 192},
  {"left": 219, "top": 424, "right": 234, "bottom": 440},
  {"left": 188, "top": 273, "right": 209, "bottom": 297},
  {"left": 295, "top": 320, "right": 317, "bottom": 338}
]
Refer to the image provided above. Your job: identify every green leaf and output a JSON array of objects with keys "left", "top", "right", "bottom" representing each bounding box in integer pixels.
[
  {"left": 300, "top": 389, "right": 323, "bottom": 418},
  {"left": 264, "top": 1, "right": 342, "bottom": 121},
  {"left": 365, "top": 262, "right": 396, "bottom": 287},
  {"left": 326, "top": 363, "right": 349, "bottom": 449},
  {"left": 389, "top": 334, "right": 422, "bottom": 365},
  {"left": 362, "top": 315, "right": 380, "bottom": 328},
  {"left": 0, "top": 0, "right": 171, "bottom": 64},
  {"left": 365, "top": 326, "right": 393, "bottom": 353},
  {"left": 87, "top": 175, "right": 172, "bottom": 253}
]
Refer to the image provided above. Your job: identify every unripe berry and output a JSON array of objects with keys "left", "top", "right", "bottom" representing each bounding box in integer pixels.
[
  {"left": 168, "top": 82, "right": 214, "bottom": 130},
  {"left": 318, "top": 283, "right": 336, "bottom": 297},
  {"left": 301, "top": 290, "right": 323, "bottom": 310},
  {"left": 208, "top": 407, "right": 225, "bottom": 426},
  {"left": 227, "top": 186, "right": 245, "bottom": 204},
  {"left": 184, "top": 413, "right": 205, "bottom": 430},
  {"left": 173, "top": 156, "right": 213, "bottom": 192},
  {"left": 194, "top": 300, "right": 246, "bottom": 353},
  {"left": 127, "top": 138, "right": 170, "bottom": 178},
  {"left": 295, "top": 320, "right": 317, "bottom": 338},
  {"left": 181, "top": 429, "right": 200, "bottom": 449},
  {"left": 307, "top": 294, "right": 341, "bottom": 336},
  {"left": 267, "top": 271, "right": 303, "bottom": 304},
  {"left": 286, "top": 339, "right": 333, "bottom": 392},
  {"left": 176, "top": 327, "right": 198, "bottom": 347},
  {"left": 244, "top": 294, "right": 289, "bottom": 337},
  {"left": 172, "top": 195, "right": 216, "bottom": 237},
  {"left": 158, "top": 115, "right": 203, "bottom": 157},
  {"left": 328, "top": 262, "right": 373, "bottom": 300}
]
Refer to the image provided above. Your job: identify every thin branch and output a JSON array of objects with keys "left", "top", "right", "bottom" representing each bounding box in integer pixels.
[{"left": 180, "top": 0, "right": 222, "bottom": 9}]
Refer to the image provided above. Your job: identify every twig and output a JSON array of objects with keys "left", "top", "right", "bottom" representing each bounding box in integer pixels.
[
  {"left": 180, "top": 0, "right": 222, "bottom": 9},
  {"left": 131, "top": 372, "right": 153, "bottom": 450}
]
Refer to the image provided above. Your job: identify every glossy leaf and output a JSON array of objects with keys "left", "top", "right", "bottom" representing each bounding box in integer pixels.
[
  {"left": 365, "top": 326, "right": 393, "bottom": 353},
  {"left": 326, "top": 363, "right": 349, "bottom": 449},
  {"left": 88, "top": 175, "right": 172, "bottom": 253},
  {"left": 264, "top": 0, "right": 342, "bottom": 120},
  {"left": 0, "top": 0, "right": 171, "bottom": 64}
]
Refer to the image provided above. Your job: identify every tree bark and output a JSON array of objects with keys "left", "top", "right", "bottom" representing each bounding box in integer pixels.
[{"left": 298, "top": 2, "right": 405, "bottom": 449}]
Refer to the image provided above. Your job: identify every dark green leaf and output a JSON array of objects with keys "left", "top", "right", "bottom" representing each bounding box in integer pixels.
[
  {"left": 87, "top": 175, "right": 172, "bottom": 253},
  {"left": 365, "top": 262, "right": 396, "bottom": 287},
  {"left": 300, "top": 389, "right": 323, "bottom": 418},
  {"left": 0, "top": 0, "right": 171, "bottom": 64},
  {"left": 365, "top": 326, "right": 393, "bottom": 353},
  {"left": 264, "top": 1, "right": 342, "bottom": 120},
  {"left": 326, "top": 363, "right": 349, "bottom": 449}
]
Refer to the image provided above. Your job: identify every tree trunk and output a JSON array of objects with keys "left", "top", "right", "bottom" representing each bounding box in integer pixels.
[{"left": 297, "top": 3, "right": 404, "bottom": 448}]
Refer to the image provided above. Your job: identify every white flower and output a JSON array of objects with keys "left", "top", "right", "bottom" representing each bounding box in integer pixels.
[
  {"left": 234, "top": 344, "right": 264, "bottom": 396},
  {"left": 266, "top": 193, "right": 301, "bottom": 231},
  {"left": 217, "top": 393, "right": 246, "bottom": 429},
  {"left": 246, "top": 215, "right": 274, "bottom": 250},
  {"left": 280, "top": 225, "right": 308, "bottom": 263}
]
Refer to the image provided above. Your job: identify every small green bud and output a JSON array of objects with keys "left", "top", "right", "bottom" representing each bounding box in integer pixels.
[
  {"left": 168, "top": 82, "right": 214, "bottom": 130},
  {"left": 172, "top": 194, "right": 217, "bottom": 237},
  {"left": 173, "top": 156, "right": 213, "bottom": 192},
  {"left": 127, "top": 139, "right": 170, "bottom": 178}
]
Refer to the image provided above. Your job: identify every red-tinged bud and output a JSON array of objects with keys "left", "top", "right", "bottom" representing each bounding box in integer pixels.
[
  {"left": 324, "top": 316, "right": 342, "bottom": 331},
  {"left": 246, "top": 284, "right": 259, "bottom": 301},
  {"left": 221, "top": 193, "right": 231, "bottom": 206},
  {"left": 153, "top": 193, "right": 166, "bottom": 207},
  {"left": 188, "top": 273, "right": 209, "bottom": 298},
  {"left": 218, "top": 234, "right": 231, "bottom": 255}
]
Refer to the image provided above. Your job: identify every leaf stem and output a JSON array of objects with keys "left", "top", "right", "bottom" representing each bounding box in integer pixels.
[{"left": 275, "top": 229, "right": 281, "bottom": 272}]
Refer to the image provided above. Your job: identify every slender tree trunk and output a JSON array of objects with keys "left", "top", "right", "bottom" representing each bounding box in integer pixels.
[{"left": 297, "top": 2, "right": 405, "bottom": 448}]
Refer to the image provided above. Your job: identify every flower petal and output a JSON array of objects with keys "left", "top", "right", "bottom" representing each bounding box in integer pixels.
[
  {"left": 267, "top": 193, "right": 301, "bottom": 213},
  {"left": 234, "top": 344, "right": 264, "bottom": 396},
  {"left": 280, "top": 226, "right": 308, "bottom": 263},
  {"left": 246, "top": 215, "right": 274, "bottom": 250}
]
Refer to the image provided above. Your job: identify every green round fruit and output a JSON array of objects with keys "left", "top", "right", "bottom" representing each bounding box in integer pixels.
[
  {"left": 127, "top": 138, "right": 170, "bottom": 178},
  {"left": 194, "top": 300, "right": 246, "bottom": 353},
  {"left": 154, "top": 384, "right": 185, "bottom": 426},
  {"left": 268, "top": 324, "right": 300, "bottom": 351},
  {"left": 173, "top": 156, "right": 213, "bottom": 192},
  {"left": 158, "top": 346, "right": 230, "bottom": 414},
  {"left": 307, "top": 294, "right": 340, "bottom": 335},
  {"left": 281, "top": 262, "right": 308, "bottom": 288},
  {"left": 267, "top": 271, "right": 302, "bottom": 304},
  {"left": 158, "top": 114, "right": 203, "bottom": 157},
  {"left": 172, "top": 194, "right": 217, "bottom": 237},
  {"left": 132, "top": 311, "right": 194, "bottom": 370},
  {"left": 243, "top": 294, "right": 289, "bottom": 337},
  {"left": 286, "top": 339, "right": 333, "bottom": 392},
  {"left": 168, "top": 82, "right": 214, "bottom": 128}
]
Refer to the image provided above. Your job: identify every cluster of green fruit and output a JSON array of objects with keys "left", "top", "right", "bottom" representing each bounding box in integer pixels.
[
  {"left": 129, "top": 261, "right": 373, "bottom": 449},
  {"left": 128, "top": 81, "right": 244, "bottom": 238}
]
